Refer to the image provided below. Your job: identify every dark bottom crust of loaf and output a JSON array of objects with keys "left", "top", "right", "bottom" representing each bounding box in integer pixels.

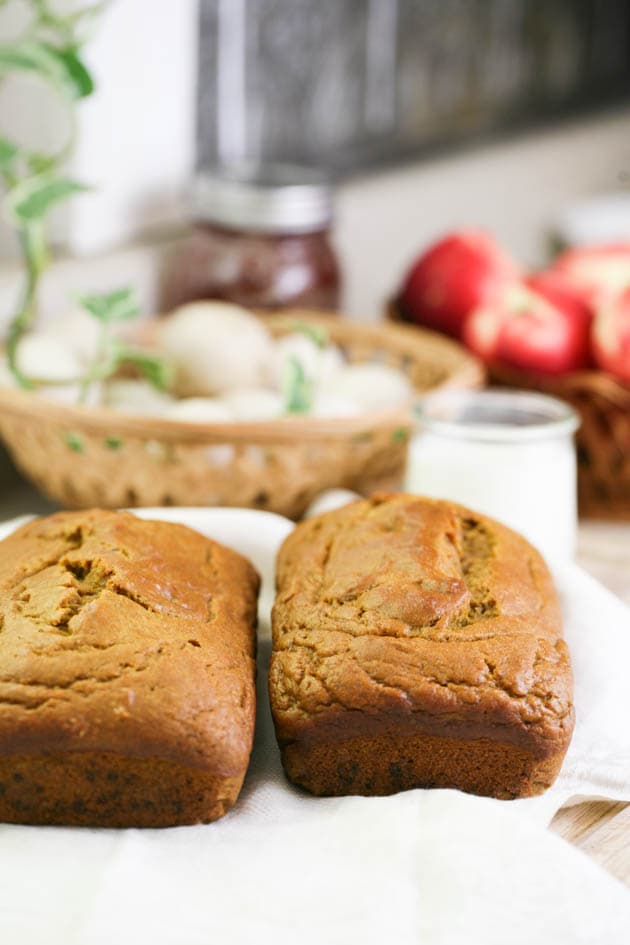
[
  {"left": 281, "top": 731, "right": 566, "bottom": 800},
  {"left": 0, "top": 752, "right": 246, "bottom": 827}
]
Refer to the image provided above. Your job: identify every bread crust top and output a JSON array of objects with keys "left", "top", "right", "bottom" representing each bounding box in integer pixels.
[
  {"left": 0, "top": 509, "right": 259, "bottom": 775},
  {"left": 270, "top": 494, "right": 574, "bottom": 757}
]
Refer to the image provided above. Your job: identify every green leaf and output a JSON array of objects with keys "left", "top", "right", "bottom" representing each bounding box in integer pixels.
[
  {"left": 26, "top": 152, "right": 58, "bottom": 175},
  {"left": 391, "top": 427, "right": 409, "bottom": 444},
  {"left": 54, "top": 47, "right": 94, "bottom": 98},
  {"left": 78, "top": 287, "right": 139, "bottom": 323},
  {"left": 104, "top": 436, "right": 123, "bottom": 451},
  {"left": 282, "top": 355, "right": 313, "bottom": 414},
  {"left": 79, "top": 342, "right": 171, "bottom": 392},
  {"left": 0, "top": 41, "right": 94, "bottom": 100},
  {"left": 6, "top": 174, "right": 89, "bottom": 223},
  {"left": 64, "top": 432, "right": 84, "bottom": 453},
  {"left": 136, "top": 357, "right": 171, "bottom": 391},
  {"left": 291, "top": 321, "right": 328, "bottom": 349},
  {"left": 0, "top": 136, "right": 18, "bottom": 171},
  {"left": 117, "top": 347, "right": 173, "bottom": 391}
]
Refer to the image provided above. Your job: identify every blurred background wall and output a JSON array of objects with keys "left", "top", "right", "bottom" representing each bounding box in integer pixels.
[
  {"left": 197, "top": 0, "right": 630, "bottom": 174},
  {"left": 0, "top": 0, "right": 629, "bottom": 319}
]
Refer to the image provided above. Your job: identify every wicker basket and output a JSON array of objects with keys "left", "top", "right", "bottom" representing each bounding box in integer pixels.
[
  {"left": 0, "top": 311, "right": 484, "bottom": 519},
  {"left": 386, "top": 296, "right": 630, "bottom": 520}
]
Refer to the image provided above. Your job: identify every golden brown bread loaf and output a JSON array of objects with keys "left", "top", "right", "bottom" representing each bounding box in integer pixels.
[
  {"left": 269, "top": 494, "right": 574, "bottom": 799},
  {"left": 0, "top": 509, "right": 259, "bottom": 827}
]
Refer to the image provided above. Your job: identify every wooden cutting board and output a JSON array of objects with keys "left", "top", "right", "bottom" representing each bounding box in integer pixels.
[
  {"left": 551, "top": 801, "right": 630, "bottom": 886},
  {"left": 549, "top": 522, "right": 630, "bottom": 888}
]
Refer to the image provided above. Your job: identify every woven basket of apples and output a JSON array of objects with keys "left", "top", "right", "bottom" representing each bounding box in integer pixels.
[{"left": 388, "top": 231, "right": 630, "bottom": 519}]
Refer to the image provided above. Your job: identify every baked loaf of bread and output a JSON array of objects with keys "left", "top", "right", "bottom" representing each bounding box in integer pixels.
[
  {"left": 0, "top": 509, "right": 259, "bottom": 827},
  {"left": 270, "top": 494, "right": 574, "bottom": 799}
]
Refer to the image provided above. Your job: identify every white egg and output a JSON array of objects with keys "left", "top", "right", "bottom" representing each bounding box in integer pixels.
[
  {"left": 310, "top": 393, "right": 363, "bottom": 418},
  {"left": 37, "top": 381, "right": 102, "bottom": 407},
  {"left": 15, "top": 333, "right": 83, "bottom": 383},
  {"left": 225, "top": 388, "right": 283, "bottom": 421},
  {"left": 45, "top": 309, "right": 103, "bottom": 364},
  {"left": 157, "top": 301, "right": 275, "bottom": 396},
  {"left": 164, "top": 398, "right": 235, "bottom": 423},
  {"left": 269, "top": 334, "right": 345, "bottom": 389},
  {"left": 304, "top": 489, "right": 360, "bottom": 517},
  {"left": 324, "top": 364, "right": 413, "bottom": 412},
  {"left": 102, "top": 380, "right": 174, "bottom": 416}
]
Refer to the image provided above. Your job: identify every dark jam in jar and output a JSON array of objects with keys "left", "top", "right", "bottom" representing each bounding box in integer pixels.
[{"left": 162, "top": 164, "right": 341, "bottom": 312}]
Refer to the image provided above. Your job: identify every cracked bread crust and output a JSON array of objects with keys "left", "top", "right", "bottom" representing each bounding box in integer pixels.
[
  {"left": 269, "top": 494, "right": 574, "bottom": 799},
  {"left": 0, "top": 509, "right": 259, "bottom": 826}
]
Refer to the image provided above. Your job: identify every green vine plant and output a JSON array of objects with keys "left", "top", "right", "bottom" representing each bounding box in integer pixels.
[
  {"left": 76, "top": 287, "right": 172, "bottom": 402},
  {"left": 0, "top": 0, "right": 167, "bottom": 396},
  {"left": 282, "top": 356, "right": 313, "bottom": 414},
  {"left": 280, "top": 321, "right": 330, "bottom": 413}
]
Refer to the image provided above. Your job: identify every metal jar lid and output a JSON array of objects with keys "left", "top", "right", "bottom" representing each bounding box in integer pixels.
[{"left": 188, "top": 163, "right": 334, "bottom": 235}]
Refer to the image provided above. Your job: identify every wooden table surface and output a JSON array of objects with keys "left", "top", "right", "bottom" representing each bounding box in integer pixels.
[
  {"left": 0, "top": 462, "right": 628, "bottom": 887},
  {"left": 549, "top": 521, "right": 630, "bottom": 888}
]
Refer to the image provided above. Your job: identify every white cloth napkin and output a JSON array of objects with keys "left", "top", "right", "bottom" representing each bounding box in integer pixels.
[
  {"left": 0, "top": 508, "right": 629, "bottom": 944},
  {"left": 529, "top": 561, "right": 630, "bottom": 820}
]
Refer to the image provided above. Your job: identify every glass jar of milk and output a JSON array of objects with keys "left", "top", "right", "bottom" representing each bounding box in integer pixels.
[{"left": 405, "top": 390, "right": 580, "bottom": 562}]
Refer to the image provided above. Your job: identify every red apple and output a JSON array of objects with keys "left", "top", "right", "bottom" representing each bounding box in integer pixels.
[
  {"left": 592, "top": 286, "right": 630, "bottom": 384},
  {"left": 550, "top": 243, "right": 630, "bottom": 307},
  {"left": 527, "top": 269, "right": 594, "bottom": 324},
  {"left": 526, "top": 269, "right": 595, "bottom": 367},
  {"left": 398, "top": 230, "right": 519, "bottom": 339},
  {"left": 463, "top": 283, "right": 591, "bottom": 374}
]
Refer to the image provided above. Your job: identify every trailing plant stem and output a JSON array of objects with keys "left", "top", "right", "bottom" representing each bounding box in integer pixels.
[
  {"left": 0, "top": 1, "right": 107, "bottom": 390},
  {"left": 78, "top": 319, "right": 109, "bottom": 403},
  {"left": 6, "top": 222, "right": 46, "bottom": 388}
]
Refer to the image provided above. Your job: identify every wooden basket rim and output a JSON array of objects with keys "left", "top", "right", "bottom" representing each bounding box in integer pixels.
[
  {"left": 490, "top": 363, "right": 630, "bottom": 404},
  {"left": 0, "top": 385, "right": 415, "bottom": 443}
]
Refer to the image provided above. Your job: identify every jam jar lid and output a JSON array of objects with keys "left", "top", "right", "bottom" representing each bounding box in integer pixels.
[{"left": 188, "top": 163, "right": 334, "bottom": 235}]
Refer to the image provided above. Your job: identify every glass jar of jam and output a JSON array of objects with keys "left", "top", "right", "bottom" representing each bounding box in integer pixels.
[{"left": 162, "top": 163, "right": 341, "bottom": 312}]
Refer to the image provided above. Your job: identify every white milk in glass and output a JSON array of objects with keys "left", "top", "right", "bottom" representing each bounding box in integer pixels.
[{"left": 405, "top": 390, "right": 579, "bottom": 563}]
